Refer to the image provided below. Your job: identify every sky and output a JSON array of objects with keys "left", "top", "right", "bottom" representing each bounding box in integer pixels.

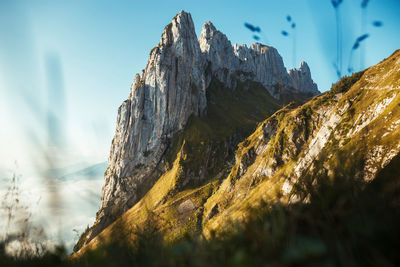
[{"left": 0, "top": 0, "right": 399, "bottom": 252}]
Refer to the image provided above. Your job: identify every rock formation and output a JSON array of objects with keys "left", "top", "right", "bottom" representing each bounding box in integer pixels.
[
  {"left": 288, "top": 61, "right": 319, "bottom": 94},
  {"left": 202, "top": 50, "right": 400, "bottom": 234},
  {"left": 96, "top": 11, "right": 208, "bottom": 234},
  {"left": 79, "top": 10, "right": 319, "bottom": 247},
  {"left": 73, "top": 8, "right": 400, "bottom": 255}
]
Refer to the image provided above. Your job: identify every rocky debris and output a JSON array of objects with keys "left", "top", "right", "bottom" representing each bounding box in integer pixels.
[{"left": 177, "top": 199, "right": 196, "bottom": 223}]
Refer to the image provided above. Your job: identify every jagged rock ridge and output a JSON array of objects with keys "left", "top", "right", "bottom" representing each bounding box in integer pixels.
[
  {"left": 81, "top": 10, "right": 319, "bottom": 247},
  {"left": 199, "top": 21, "right": 319, "bottom": 97}
]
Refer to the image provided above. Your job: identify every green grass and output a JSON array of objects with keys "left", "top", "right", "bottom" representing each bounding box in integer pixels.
[
  {"left": 66, "top": 49, "right": 400, "bottom": 265},
  {"left": 164, "top": 77, "right": 284, "bottom": 188},
  {"left": 202, "top": 49, "right": 400, "bottom": 236}
]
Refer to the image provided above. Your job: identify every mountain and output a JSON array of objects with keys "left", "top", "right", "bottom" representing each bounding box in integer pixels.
[
  {"left": 45, "top": 162, "right": 94, "bottom": 178},
  {"left": 57, "top": 162, "right": 107, "bottom": 181},
  {"left": 203, "top": 51, "right": 400, "bottom": 235},
  {"left": 73, "top": 10, "right": 323, "bottom": 252},
  {"left": 75, "top": 46, "right": 400, "bottom": 256}
]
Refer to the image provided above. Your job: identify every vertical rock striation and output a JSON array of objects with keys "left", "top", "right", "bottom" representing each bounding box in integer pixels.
[
  {"left": 95, "top": 11, "right": 208, "bottom": 237},
  {"left": 198, "top": 21, "right": 316, "bottom": 98}
]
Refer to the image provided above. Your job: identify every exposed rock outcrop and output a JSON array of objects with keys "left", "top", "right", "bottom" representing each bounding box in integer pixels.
[
  {"left": 199, "top": 21, "right": 315, "bottom": 98},
  {"left": 203, "top": 51, "right": 400, "bottom": 234},
  {"left": 289, "top": 61, "right": 319, "bottom": 95}
]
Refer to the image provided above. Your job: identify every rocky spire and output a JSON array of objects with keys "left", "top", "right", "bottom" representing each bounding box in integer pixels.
[
  {"left": 199, "top": 21, "right": 237, "bottom": 87},
  {"left": 288, "top": 61, "right": 319, "bottom": 94},
  {"left": 199, "top": 21, "right": 236, "bottom": 69}
]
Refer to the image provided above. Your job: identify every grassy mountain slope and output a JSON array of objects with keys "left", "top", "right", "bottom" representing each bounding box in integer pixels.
[
  {"left": 203, "top": 50, "right": 400, "bottom": 235},
  {"left": 74, "top": 75, "right": 301, "bottom": 253},
  {"left": 76, "top": 50, "right": 400, "bottom": 259}
]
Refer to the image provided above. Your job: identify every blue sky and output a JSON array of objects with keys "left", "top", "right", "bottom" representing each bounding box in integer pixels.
[
  {"left": 0, "top": 0, "right": 399, "bottom": 250},
  {"left": 1, "top": 0, "right": 399, "bottom": 168}
]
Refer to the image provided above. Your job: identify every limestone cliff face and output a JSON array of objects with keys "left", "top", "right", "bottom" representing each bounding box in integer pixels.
[
  {"left": 88, "top": 10, "right": 319, "bottom": 244},
  {"left": 97, "top": 11, "right": 207, "bottom": 235}
]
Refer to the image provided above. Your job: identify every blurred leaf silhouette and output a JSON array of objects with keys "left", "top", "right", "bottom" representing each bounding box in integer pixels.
[
  {"left": 281, "top": 14, "right": 297, "bottom": 68},
  {"left": 372, "top": 20, "right": 383, "bottom": 27},
  {"left": 244, "top": 22, "right": 269, "bottom": 44},
  {"left": 361, "top": 0, "right": 370, "bottom": 8},
  {"left": 348, "top": 34, "right": 370, "bottom": 73},
  {"left": 244, "top": 22, "right": 260, "bottom": 33},
  {"left": 332, "top": 0, "right": 343, "bottom": 78},
  {"left": 355, "top": 33, "right": 369, "bottom": 44},
  {"left": 331, "top": 0, "right": 343, "bottom": 8}
]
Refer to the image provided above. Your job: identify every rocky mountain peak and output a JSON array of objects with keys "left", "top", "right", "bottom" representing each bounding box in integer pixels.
[
  {"left": 199, "top": 21, "right": 232, "bottom": 50},
  {"left": 199, "top": 20, "right": 236, "bottom": 87},
  {"left": 299, "top": 61, "right": 310, "bottom": 71},
  {"left": 200, "top": 21, "right": 217, "bottom": 38},
  {"left": 289, "top": 61, "right": 319, "bottom": 94},
  {"left": 161, "top": 10, "right": 197, "bottom": 48}
]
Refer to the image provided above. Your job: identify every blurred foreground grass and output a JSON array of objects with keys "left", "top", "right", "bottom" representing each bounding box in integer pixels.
[{"left": 1, "top": 153, "right": 399, "bottom": 267}]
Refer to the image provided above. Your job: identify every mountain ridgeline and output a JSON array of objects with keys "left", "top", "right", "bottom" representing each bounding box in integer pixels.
[
  {"left": 74, "top": 10, "right": 400, "bottom": 257},
  {"left": 74, "top": 10, "right": 318, "bottom": 249}
]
